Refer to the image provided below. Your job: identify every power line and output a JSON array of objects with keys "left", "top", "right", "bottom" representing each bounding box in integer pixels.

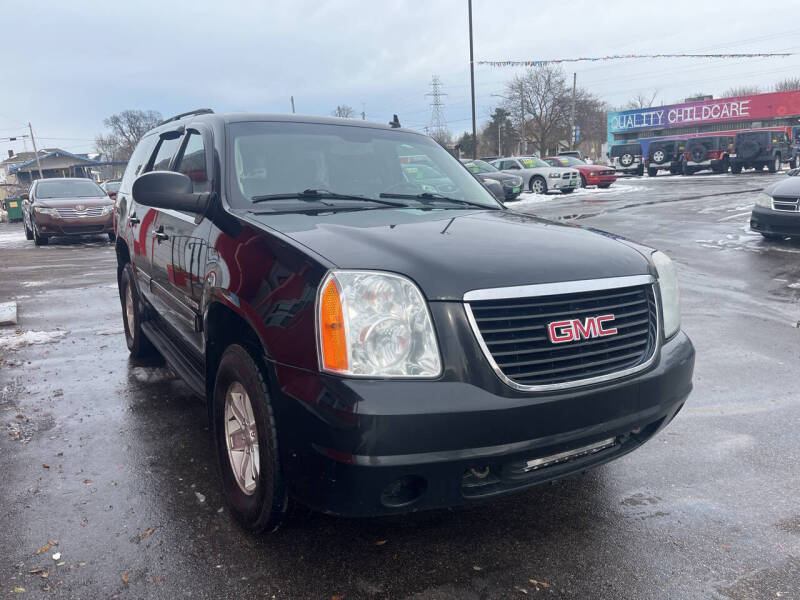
[{"left": 478, "top": 52, "right": 793, "bottom": 68}]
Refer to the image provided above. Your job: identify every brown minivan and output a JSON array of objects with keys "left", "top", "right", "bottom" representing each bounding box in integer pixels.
[{"left": 22, "top": 178, "right": 116, "bottom": 245}]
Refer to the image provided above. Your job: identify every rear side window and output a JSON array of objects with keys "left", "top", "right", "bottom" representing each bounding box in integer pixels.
[
  {"left": 120, "top": 135, "right": 158, "bottom": 192},
  {"left": 150, "top": 134, "right": 183, "bottom": 172},
  {"left": 175, "top": 132, "right": 210, "bottom": 193}
]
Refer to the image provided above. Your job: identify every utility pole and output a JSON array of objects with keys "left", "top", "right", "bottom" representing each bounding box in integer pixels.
[
  {"left": 290, "top": 96, "right": 295, "bottom": 113},
  {"left": 570, "top": 72, "right": 577, "bottom": 150},
  {"left": 468, "top": 0, "right": 477, "bottom": 158},
  {"left": 498, "top": 121, "right": 501, "bottom": 156},
  {"left": 520, "top": 81, "right": 526, "bottom": 155},
  {"left": 28, "top": 123, "right": 44, "bottom": 180}
]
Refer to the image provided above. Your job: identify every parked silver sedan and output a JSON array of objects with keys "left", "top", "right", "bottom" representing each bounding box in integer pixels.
[{"left": 490, "top": 156, "right": 580, "bottom": 194}]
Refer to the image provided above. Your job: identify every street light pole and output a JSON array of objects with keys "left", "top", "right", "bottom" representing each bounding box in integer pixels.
[
  {"left": 570, "top": 72, "right": 577, "bottom": 150},
  {"left": 468, "top": 0, "right": 477, "bottom": 159}
]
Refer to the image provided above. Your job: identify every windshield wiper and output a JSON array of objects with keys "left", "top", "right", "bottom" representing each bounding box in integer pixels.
[
  {"left": 379, "top": 192, "right": 497, "bottom": 210},
  {"left": 252, "top": 189, "right": 406, "bottom": 207}
]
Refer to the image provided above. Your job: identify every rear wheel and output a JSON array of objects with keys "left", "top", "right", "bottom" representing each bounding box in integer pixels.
[
  {"left": 636, "top": 165, "right": 644, "bottom": 176},
  {"left": 580, "top": 175, "right": 587, "bottom": 188},
  {"left": 530, "top": 176, "right": 547, "bottom": 194},
  {"left": 768, "top": 155, "right": 780, "bottom": 173},
  {"left": 790, "top": 156, "right": 798, "bottom": 169},
  {"left": 120, "top": 263, "right": 156, "bottom": 358},
  {"left": 214, "top": 344, "right": 287, "bottom": 534},
  {"left": 23, "top": 218, "right": 33, "bottom": 240},
  {"left": 731, "top": 163, "right": 743, "bottom": 174},
  {"left": 647, "top": 167, "right": 658, "bottom": 177},
  {"left": 561, "top": 188, "right": 574, "bottom": 194}
]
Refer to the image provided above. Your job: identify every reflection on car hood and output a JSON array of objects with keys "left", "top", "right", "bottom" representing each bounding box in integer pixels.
[{"left": 248, "top": 208, "right": 651, "bottom": 300}]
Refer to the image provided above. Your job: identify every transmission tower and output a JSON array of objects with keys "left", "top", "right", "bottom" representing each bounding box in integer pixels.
[{"left": 426, "top": 75, "right": 449, "bottom": 141}]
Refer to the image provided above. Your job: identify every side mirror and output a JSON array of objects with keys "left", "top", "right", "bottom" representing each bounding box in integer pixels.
[{"left": 132, "top": 171, "right": 209, "bottom": 214}]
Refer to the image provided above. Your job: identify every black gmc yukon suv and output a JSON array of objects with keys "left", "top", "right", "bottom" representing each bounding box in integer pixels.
[
  {"left": 115, "top": 110, "right": 695, "bottom": 533},
  {"left": 731, "top": 130, "right": 796, "bottom": 173}
]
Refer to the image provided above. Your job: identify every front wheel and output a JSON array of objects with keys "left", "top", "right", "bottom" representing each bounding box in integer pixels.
[
  {"left": 24, "top": 218, "right": 33, "bottom": 240},
  {"left": 580, "top": 175, "right": 587, "bottom": 188},
  {"left": 768, "top": 155, "right": 780, "bottom": 173},
  {"left": 120, "top": 263, "right": 156, "bottom": 358},
  {"left": 530, "top": 176, "right": 547, "bottom": 194},
  {"left": 214, "top": 344, "right": 288, "bottom": 534},
  {"left": 33, "top": 222, "right": 48, "bottom": 246}
]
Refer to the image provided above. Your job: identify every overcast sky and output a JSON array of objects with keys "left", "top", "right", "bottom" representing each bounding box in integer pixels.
[{"left": 2, "top": 0, "right": 799, "bottom": 159}]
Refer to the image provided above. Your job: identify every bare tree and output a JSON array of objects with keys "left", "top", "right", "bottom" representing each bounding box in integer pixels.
[
  {"left": 95, "top": 109, "right": 162, "bottom": 161},
  {"left": 503, "top": 65, "right": 570, "bottom": 156},
  {"left": 722, "top": 85, "right": 761, "bottom": 97},
  {"left": 625, "top": 90, "right": 659, "bottom": 110},
  {"left": 430, "top": 129, "right": 453, "bottom": 148},
  {"left": 332, "top": 105, "right": 355, "bottom": 118},
  {"left": 774, "top": 77, "right": 800, "bottom": 92}
]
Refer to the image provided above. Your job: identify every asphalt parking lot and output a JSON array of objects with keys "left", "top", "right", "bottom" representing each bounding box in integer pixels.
[{"left": 1, "top": 172, "right": 799, "bottom": 599}]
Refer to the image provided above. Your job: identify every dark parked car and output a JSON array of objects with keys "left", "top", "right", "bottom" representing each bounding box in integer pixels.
[
  {"left": 609, "top": 143, "right": 644, "bottom": 176},
  {"left": 682, "top": 136, "right": 734, "bottom": 175},
  {"left": 645, "top": 140, "right": 686, "bottom": 177},
  {"left": 115, "top": 110, "right": 694, "bottom": 533},
  {"left": 731, "top": 130, "right": 795, "bottom": 173},
  {"left": 21, "top": 178, "right": 116, "bottom": 245},
  {"left": 751, "top": 177, "right": 800, "bottom": 239},
  {"left": 460, "top": 159, "right": 522, "bottom": 200}
]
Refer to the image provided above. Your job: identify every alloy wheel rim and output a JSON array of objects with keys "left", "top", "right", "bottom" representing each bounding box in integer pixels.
[
  {"left": 533, "top": 180, "right": 544, "bottom": 193},
  {"left": 125, "top": 285, "right": 136, "bottom": 336},
  {"left": 654, "top": 150, "right": 664, "bottom": 163},
  {"left": 224, "top": 382, "right": 260, "bottom": 495}
]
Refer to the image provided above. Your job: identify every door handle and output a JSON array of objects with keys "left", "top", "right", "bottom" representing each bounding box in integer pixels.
[
  {"left": 151, "top": 227, "right": 169, "bottom": 242},
  {"left": 128, "top": 215, "right": 140, "bottom": 225}
]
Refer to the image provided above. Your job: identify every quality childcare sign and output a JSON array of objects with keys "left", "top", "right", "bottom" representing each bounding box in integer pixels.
[{"left": 608, "top": 90, "right": 800, "bottom": 133}]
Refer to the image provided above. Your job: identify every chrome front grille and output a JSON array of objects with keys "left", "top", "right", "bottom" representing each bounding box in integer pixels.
[
  {"left": 772, "top": 196, "right": 800, "bottom": 212},
  {"left": 56, "top": 206, "right": 105, "bottom": 218},
  {"left": 465, "top": 276, "right": 659, "bottom": 391}
]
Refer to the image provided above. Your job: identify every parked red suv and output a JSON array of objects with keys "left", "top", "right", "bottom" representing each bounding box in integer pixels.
[{"left": 544, "top": 156, "right": 617, "bottom": 188}]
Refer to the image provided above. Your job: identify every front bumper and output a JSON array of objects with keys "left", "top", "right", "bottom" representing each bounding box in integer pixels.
[
  {"left": 586, "top": 173, "right": 617, "bottom": 185},
  {"left": 750, "top": 205, "right": 800, "bottom": 236},
  {"left": 273, "top": 330, "right": 695, "bottom": 517},
  {"left": 614, "top": 162, "right": 642, "bottom": 174},
  {"left": 550, "top": 177, "right": 578, "bottom": 190},
  {"left": 35, "top": 213, "right": 114, "bottom": 236}
]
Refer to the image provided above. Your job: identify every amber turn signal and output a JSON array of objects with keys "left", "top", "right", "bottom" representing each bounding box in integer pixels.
[{"left": 319, "top": 278, "right": 348, "bottom": 372}]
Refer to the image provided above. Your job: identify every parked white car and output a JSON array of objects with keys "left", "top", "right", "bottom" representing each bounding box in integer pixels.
[{"left": 490, "top": 156, "right": 580, "bottom": 194}]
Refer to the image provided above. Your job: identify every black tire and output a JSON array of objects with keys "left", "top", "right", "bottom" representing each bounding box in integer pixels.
[
  {"left": 580, "top": 174, "right": 587, "bottom": 188},
  {"left": 768, "top": 154, "right": 780, "bottom": 173},
  {"left": 561, "top": 188, "right": 574, "bottom": 194},
  {"left": 530, "top": 176, "right": 547, "bottom": 194},
  {"left": 688, "top": 144, "right": 708, "bottom": 163},
  {"left": 647, "top": 167, "right": 658, "bottom": 177},
  {"left": 24, "top": 218, "right": 33, "bottom": 240},
  {"left": 120, "top": 263, "right": 156, "bottom": 358},
  {"left": 33, "top": 221, "right": 49, "bottom": 246},
  {"left": 636, "top": 165, "right": 644, "bottom": 176},
  {"left": 718, "top": 157, "right": 730, "bottom": 174},
  {"left": 108, "top": 231, "right": 116, "bottom": 242},
  {"left": 598, "top": 184, "right": 611, "bottom": 189},
  {"left": 213, "top": 344, "right": 288, "bottom": 534},
  {"left": 731, "top": 163, "right": 743, "bottom": 174},
  {"left": 683, "top": 164, "right": 694, "bottom": 176},
  {"left": 790, "top": 157, "right": 798, "bottom": 169}
]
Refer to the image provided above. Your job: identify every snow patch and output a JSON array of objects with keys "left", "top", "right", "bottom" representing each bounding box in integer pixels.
[
  {"left": 0, "top": 329, "right": 67, "bottom": 350},
  {"left": 130, "top": 366, "right": 176, "bottom": 384}
]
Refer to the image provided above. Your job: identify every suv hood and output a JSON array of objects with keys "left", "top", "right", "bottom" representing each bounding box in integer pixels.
[
  {"left": 36, "top": 195, "right": 111, "bottom": 207},
  {"left": 248, "top": 208, "right": 651, "bottom": 300}
]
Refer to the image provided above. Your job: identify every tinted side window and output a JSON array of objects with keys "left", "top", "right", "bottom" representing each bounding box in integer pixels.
[
  {"left": 175, "top": 132, "right": 210, "bottom": 193},
  {"left": 120, "top": 135, "right": 158, "bottom": 192},
  {"left": 150, "top": 135, "right": 183, "bottom": 172}
]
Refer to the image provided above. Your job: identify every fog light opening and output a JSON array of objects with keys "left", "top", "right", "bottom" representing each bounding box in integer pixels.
[
  {"left": 462, "top": 465, "right": 500, "bottom": 489},
  {"left": 380, "top": 475, "right": 427, "bottom": 508}
]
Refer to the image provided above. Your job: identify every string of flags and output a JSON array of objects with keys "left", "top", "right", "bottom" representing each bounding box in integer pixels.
[{"left": 477, "top": 53, "right": 793, "bottom": 67}]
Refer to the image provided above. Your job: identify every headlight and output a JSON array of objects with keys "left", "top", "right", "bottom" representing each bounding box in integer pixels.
[
  {"left": 101, "top": 204, "right": 114, "bottom": 215},
  {"left": 651, "top": 251, "right": 680, "bottom": 339},
  {"left": 755, "top": 192, "right": 773, "bottom": 208},
  {"left": 548, "top": 172, "right": 561, "bottom": 178},
  {"left": 590, "top": 172, "right": 598, "bottom": 176},
  {"left": 511, "top": 176, "right": 522, "bottom": 186},
  {"left": 317, "top": 270, "right": 441, "bottom": 377},
  {"left": 34, "top": 207, "right": 58, "bottom": 216}
]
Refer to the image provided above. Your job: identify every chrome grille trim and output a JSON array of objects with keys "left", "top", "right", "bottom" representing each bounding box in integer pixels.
[
  {"left": 464, "top": 275, "right": 660, "bottom": 392},
  {"left": 772, "top": 196, "right": 800, "bottom": 212},
  {"left": 55, "top": 206, "right": 105, "bottom": 218}
]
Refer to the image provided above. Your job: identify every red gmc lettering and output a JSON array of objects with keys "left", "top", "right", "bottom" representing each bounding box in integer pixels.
[{"left": 548, "top": 314, "right": 618, "bottom": 344}]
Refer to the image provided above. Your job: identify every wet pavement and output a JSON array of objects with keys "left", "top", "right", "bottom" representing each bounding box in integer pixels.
[{"left": 1, "top": 171, "right": 799, "bottom": 599}]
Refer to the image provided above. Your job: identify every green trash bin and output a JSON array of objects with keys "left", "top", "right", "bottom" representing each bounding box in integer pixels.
[{"left": 3, "top": 197, "right": 23, "bottom": 222}]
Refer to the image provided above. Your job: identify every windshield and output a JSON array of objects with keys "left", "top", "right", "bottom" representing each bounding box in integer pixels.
[
  {"left": 548, "top": 156, "right": 584, "bottom": 167},
  {"left": 36, "top": 179, "right": 105, "bottom": 199},
  {"left": 519, "top": 157, "right": 550, "bottom": 168},
  {"left": 461, "top": 159, "right": 498, "bottom": 174},
  {"left": 228, "top": 121, "right": 500, "bottom": 209},
  {"left": 103, "top": 181, "right": 121, "bottom": 192}
]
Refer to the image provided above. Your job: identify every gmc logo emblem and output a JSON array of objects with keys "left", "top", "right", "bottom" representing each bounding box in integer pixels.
[{"left": 548, "top": 314, "right": 618, "bottom": 344}]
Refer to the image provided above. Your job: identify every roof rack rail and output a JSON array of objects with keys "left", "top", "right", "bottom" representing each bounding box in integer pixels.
[{"left": 158, "top": 108, "right": 214, "bottom": 126}]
